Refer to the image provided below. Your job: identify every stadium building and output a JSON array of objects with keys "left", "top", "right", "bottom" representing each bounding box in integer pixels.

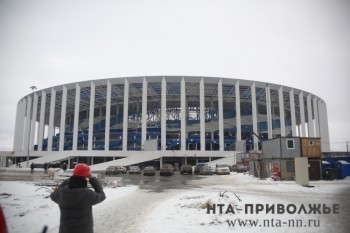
[{"left": 12, "top": 76, "right": 330, "bottom": 169}]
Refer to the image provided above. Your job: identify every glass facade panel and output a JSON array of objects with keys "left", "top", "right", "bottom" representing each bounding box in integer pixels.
[
  {"left": 256, "top": 87, "right": 267, "bottom": 140},
  {"left": 110, "top": 84, "right": 124, "bottom": 150},
  {"left": 41, "top": 93, "right": 51, "bottom": 151},
  {"left": 240, "top": 85, "right": 253, "bottom": 151},
  {"left": 53, "top": 91, "right": 63, "bottom": 151},
  {"left": 77, "top": 87, "right": 90, "bottom": 151},
  {"left": 127, "top": 83, "right": 143, "bottom": 151},
  {"left": 64, "top": 89, "right": 75, "bottom": 151},
  {"left": 33, "top": 95, "right": 42, "bottom": 151},
  {"left": 205, "top": 83, "right": 219, "bottom": 151},
  {"left": 270, "top": 89, "right": 280, "bottom": 138},
  {"left": 186, "top": 82, "right": 200, "bottom": 150},
  {"left": 294, "top": 94, "right": 301, "bottom": 125},
  {"left": 283, "top": 91, "right": 292, "bottom": 136},
  {"left": 222, "top": 84, "right": 236, "bottom": 151},
  {"left": 92, "top": 85, "right": 106, "bottom": 150},
  {"left": 304, "top": 96, "right": 308, "bottom": 122},
  {"left": 147, "top": 82, "right": 161, "bottom": 150},
  {"left": 166, "top": 82, "right": 181, "bottom": 150}
]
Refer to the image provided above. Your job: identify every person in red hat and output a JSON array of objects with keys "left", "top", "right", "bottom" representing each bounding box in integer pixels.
[{"left": 50, "top": 163, "right": 106, "bottom": 233}]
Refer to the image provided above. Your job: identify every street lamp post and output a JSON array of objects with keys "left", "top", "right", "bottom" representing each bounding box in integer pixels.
[{"left": 26, "top": 86, "right": 37, "bottom": 167}]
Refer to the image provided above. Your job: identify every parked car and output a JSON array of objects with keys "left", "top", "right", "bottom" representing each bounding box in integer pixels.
[
  {"left": 105, "top": 166, "right": 119, "bottom": 175},
  {"left": 129, "top": 166, "right": 141, "bottom": 175},
  {"left": 180, "top": 164, "right": 193, "bottom": 175},
  {"left": 115, "top": 165, "right": 127, "bottom": 174},
  {"left": 199, "top": 166, "right": 212, "bottom": 175},
  {"left": 209, "top": 165, "right": 217, "bottom": 174},
  {"left": 216, "top": 163, "right": 231, "bottom": 175},
  {"left": 143, "top": 166, "right": 156, "bottom": 176},
  {"left": 160, "top": 164, "right": 174, "bottom": 176},
  {"left": 194, "top": 163, "right": 207, "bottom": 175}
]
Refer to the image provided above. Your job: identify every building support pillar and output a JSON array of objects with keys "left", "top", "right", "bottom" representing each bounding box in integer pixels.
[
  {"left": 313, "top": 97, "right": 320, "bottom": 137},
  {"left": 278, "top": 86, "right": 286, "bottom": 137},
  {"left": 181, "top": 77, "right": 186, "bottom": 151},
  {"left": 48, "top": 88, "right": 56, "bottom": 152},
  {"left": 38, "top": 91, "right": 46, "bottom": 151},
  {"left": 13, "top": 100, "right": 24, "bottom": 151},
  {"left": 105, "top": 80, "right": 111, "bottom": 151},
  {"left": 235, "top": 81, "right": 241, "bottom": 142},
  {"left": 142, "top": 78, "right": 148, "bottom": 151},
  {"left": 30, "top": 92, "right": 38, "bottom": 152},
  {"left": 299, "top": 92, "right": 306, "bottom": 137},
  {"left": 59, "top": 86, "right": 67, "bottom": 151},
  {"left": 218, "top": 79, "right": 224, "bottom": 151},
  {"left": 251, "top": 82, "right": 258, "bottom": 151},
  {"left": 161, "top": 78, "right": 167, "bottom": 151},
  {"left": 307, "top": 94, "right": 315, "bottom": 137},
  {"left": 123, "top": 79, "right": 129, "bottom": 151},
  {"left": 200, "top": 78, "right": 205, "bottom": 151},
  {"left": 266, "top": 85, "right": 273, "bottom": 139},
  {"left": 72, "top": 84, "right": 81, "bottom": 151},
  {"left": 289, "top": 89, "right": 297, "bottom": 136},
  {"left": 88, "top": 82, "right": 95, "bottom": 151},
  {"left": 24, "top": 96, "right": 32, "bottom": 155}
]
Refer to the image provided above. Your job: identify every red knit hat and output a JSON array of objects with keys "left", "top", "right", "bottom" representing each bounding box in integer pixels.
[{"left": 73, "top": 163, "right": 90, "bottom": 177}]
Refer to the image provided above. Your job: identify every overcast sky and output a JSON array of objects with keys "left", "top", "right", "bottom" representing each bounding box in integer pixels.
[{"left": 0, "top": 0, "right": 349, "bottom": 152}]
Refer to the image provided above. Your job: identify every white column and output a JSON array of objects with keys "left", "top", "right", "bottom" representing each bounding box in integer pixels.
[
  {"left": 122, "top": 79, "right": 129, "bottom": 151},
  {"left": 13, "top": 102, "right": 19, "bottom": 150},
  {"left": 24, "top": 95, "right": 32, "bottom": 152},
  {"left": 30, "top": 92, "right": 38, "bottom": 151},
  {"left": 16, "top": 100, "right": 26, "bottom": 151},
  {"left": 142, "top": 78, "right": 148, "bottom": 151},
  {"left": 38, "top": 91, "right": 46, "bottom": 151},
  {"left": 21, "top": 100, "right": 27, "bottom": 150},
  {"left": 235, "top": 81, "right": 241, "bottom": 141},
  {"left": 289, "top": 89, "right": 297, "bottom": 136},
  {"left": 299, "top": 92, "right": 306, "bottom": 137},
  {"left": 161, "top": 78, "right": 167, "bottom": 151},
  {"left": 47, "top": 88, "right": 56, "bottom": 151},
  {"left": 105, "top": 80, "right": 111, "bottom": 151},
  {"left": 13, "top": 100, "right": 22, "bottom": 151},
  {"left": 218, "top": 79, "right": 224, "bottom": 151},
  {"left": 313, "top": 97, "right": 320, "bottom": 137},
  {"left": 318, "top": 100, "right": 330, "bottom": 152},
  {"left": 59, "top": 85, "right": 67, "bottom": 151},
  {"left": 251, "top": 82, "right": 258, "bottom": 150},
  {"left": 88, "top": 82, "right": 95, "bottom": 151},
  {"left": 181, "top": 77, "right": 186, "bottom": 151},
  {"left": 266, "top": 85, "right": 273, "bottom": 139},
  {"left": 278, "top": 86, "right": 286, "bottom": 137},
  {"left": 72, "top": 84, "right": 81, "bottom": 151},
  {"left": 200, "top": 78, "right": 205, "bottom": 151},
  {"left": 20, "top": 100, "right": 27, "bottom": 151},
  {"left": 307, "top": 94, "right": 315, "bottom": 137}
]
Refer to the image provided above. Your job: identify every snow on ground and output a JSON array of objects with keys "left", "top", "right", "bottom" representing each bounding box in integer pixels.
[
  {"left": 1, "top": 174, "right": 350, "bottom": 233},
  {"left": 142, "top": 174, "right": 350, "bottom": 233},
  {"left": 0, "top": 181, "right": 138, "bottom": 233}
]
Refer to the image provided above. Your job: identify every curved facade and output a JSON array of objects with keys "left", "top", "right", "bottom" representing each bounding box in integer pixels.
[{"left": 13, "top": 76, "right": 330, "bottom": 161}]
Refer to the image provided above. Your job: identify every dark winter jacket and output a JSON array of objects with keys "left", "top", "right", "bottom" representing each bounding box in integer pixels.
[{"left": 50, "top": 176, "right": 106, "bottom": 233}]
